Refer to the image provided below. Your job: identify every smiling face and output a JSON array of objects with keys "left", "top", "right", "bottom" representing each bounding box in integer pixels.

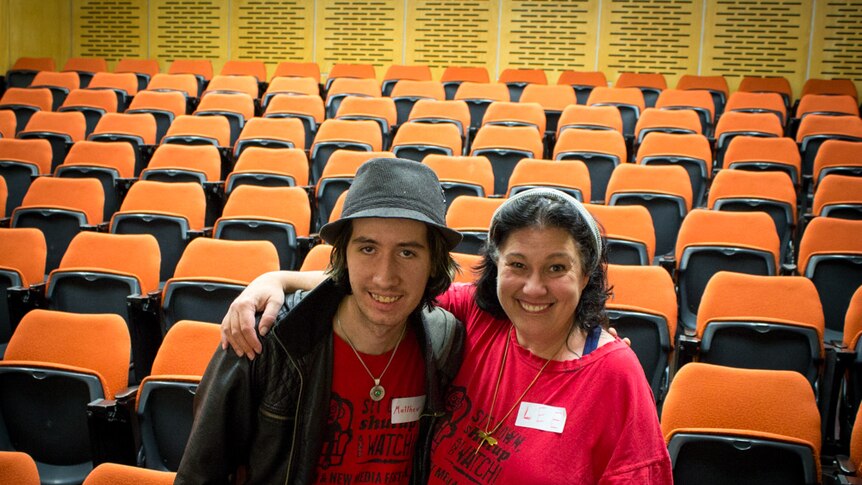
[
  {"left": 496, "top": 225, "right": 589, "bottom": 347},
  {"left": 342, "top": 217, "right": 432, "bottom": 336}
]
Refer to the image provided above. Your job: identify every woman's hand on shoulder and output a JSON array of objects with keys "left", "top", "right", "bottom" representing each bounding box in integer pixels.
[
  {"left": 220, "top": 271, "right": 287, "bottom": 359},
  {"left": 605, "top": 327, "right": 631, "bottom": 348}
]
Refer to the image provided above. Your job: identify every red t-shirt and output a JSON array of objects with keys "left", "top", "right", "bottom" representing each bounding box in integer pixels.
[
  {"left": 429, "top": 284, "right": 672, "bottom": 485},
  {"left": 314, "top": 327, "right": 427, "bottom": 485}
]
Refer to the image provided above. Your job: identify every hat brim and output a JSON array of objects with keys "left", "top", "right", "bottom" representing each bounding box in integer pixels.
[{"left": 320, "top": 208, "right": 463, "bottom": 251}]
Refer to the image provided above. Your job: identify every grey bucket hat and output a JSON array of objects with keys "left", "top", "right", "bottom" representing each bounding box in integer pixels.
[{"left": 319, "top": 157, "right": 462, "bottom": 250}]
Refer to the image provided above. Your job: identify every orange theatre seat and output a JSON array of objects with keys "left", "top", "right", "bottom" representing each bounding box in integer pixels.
[
  {"left": 796, "top": 94, "right": 859, "bottom": 121},
  {"left": 655, "top": 88, "right": 716, "bottom": 137},
  {"left": 708, "top": 169, "right": 797, "bottom": 263},
  {"left": 59, "top": 88, "right": 118, "bottom": 136},
  {"left": 234, "top": 116, "right": 306, "bottom": 157},
  {"left": 676, "top": 74, "right": 729, "bottom": 117},
  {"left": 606, "top": 163, "right": 692, "bottom": 259},
  {"left": 634, "top": 108, "right": 702, "bottom": 143},
  {"left": 423, "top": 155, "right": 495, "bottom": 208},
  {"left": 674, "top": 209, "right": 780, "bottom": 332},
  {"left": 11, "top": 177, "right": 104, "bottom": 272},
  {"left": 520, "top": 84, "right": 578, "bottom": 137},
  {"left": 382, "top": 64, "right": 432, "bottom": 97},
  {"left": 0, "top": 309, "right": 130, "bottom": 485},
  {"left": 225, "top": 147, "right": 309, "bottom": 194},
  {"left": 0, "top": 228, "right": 46, "bottom": 356},
  {"left": 89, "top": 112, "right": 157, "bottom": 176},
  {"left": 220, "top": 60, "right": 267, "bottom": 96},
  {"left": 440, "top": 66, "right": 490, "bottom": 100},
  {"left": 695, "top": 272, "right": 825, "bottom": 386},
  {"left": 813, "top": 175, "right": 862, "bottom": 220},
  {"left": 722, "top": 136, "right": 802, "bottom": 186},
  {"left": 0, "top": 451, "right": 40, "bottom": 485},
  {"left": 586, "top": 86, "right": 646, "bottom": 140},
  {"left": 714, "top": 112, "right": 784, "bottom": 167},
  {"left": 160, "top": 238, "right": 279, "bottom": 332},
  {"left": 142, "top": 143, "right": 221, "bottom": 186},
  {"left": 301, "top": 243, "right": 333, "bottom": 272},
  {"left": 843, "top": 288, "right": 862, "bottom": 420},
  {"left": 273, "top": 62, "right": 321, "bottom": 85},
  {"left": 553, "top": 127, "right": 627, "bottom": 203},
  {"left": 135, "top": 321, "right": 221, "bottom": 472},
  {"left": 482, "top": 101, "right": 546, "bottom": 135},
  {"left": 6, "top": 57, "right": 55, "bottom": 88},
  {"left": 0, "top": 110, "right": 15, "bottom": 138},
  {"left": 115, "top": 58, "right": 160, "bottom": 93},
  {"left": 797, "top": 217, "right": 862, "bottom": 339},
  {"left": 128, "top": 90, "right": 187, "bottom": 143},
  {"left": 215, "top": 185, "right": 312, "bottom": 270},
  {"left": 0, "top": 138, "right": 52, "bottom": 215},
  {"left": 557, "top": 104, "right": 624, "bottom": 135},
  {"left": 725, "top": 91, "right": 788, "bottom": 126},
  {"left": 392, "top": 121, "right": 462, "bottom": 162},
  {"left": 204, "top": 74, "right": 260, "bottom": 100},
  {"left": 506, "top": 158, "right": 591, "bottom": 202},
  {"left": 586, "top": 203, "right": 655, "bottom": 265},
  {"left": 0, "top": 87, "right": 53, "bottom": 134},
  {"left": 407, "top": 99, "right": 472, "bottom": 143},
  {"left": 324, "top": 63, "right": 376, "bottom": 92},
  {"left": 263, "top": 77, "right": 320, "bottom": 105},
  {"left": 55, "top": 140, "right": 136, "bottom": 220},
  {"left": 84, "top": 463, "right": 175, "bottom": 484},
  {"left": 194, "top": 92, "right": 255, "bottom": 146},
  {"left": 389, "top": 80, "right": 445, "bottom": 126},
  {"left": 557, "top": 70, "right": 607, "bottom": 105},
  {"left": 31, "top": 71, "right": 80, "bottom": 110},
  {"left": 324, "top": 77, "right": 381, "bottom": 120},
  {"left": 335, "top": 96, "right": 398, "bottom": 147},
  {"left": 169, "top": 59, "right": 214, "bottom": 97},
  {"left": 606, "top": 264, "right": 677, "bottom": 400},
  {"left": 662, "top": 363, "right": 821, "bottom": 485},
  {"left": 163, "top": 114, "right": 231, "bottom": 149},
  {"left": 445, "top": 196, "right": 506, "bottom": 255},
  {"left": 470, "top": 124, "right": 543, "bottom": 195},
  {"left": 615, "top": 72, "right": 667, "bottom": 108},
  {"left": 87, "top": 72, "right": 139, "bottom": 111},
  {"left": 498, "top": 68, "right": 547, "bottom": 102},
  {"left": 739, "top": 76, "right": 794, "bottom": 112},
  {"left": 309, "top": 119, "right": 383, "bottom": 184},
  {"left": 451, "top": 252, "right": 482, "bottom": 284},
  {"left": 635, "top": 132, "right": 712, "bottom": 207},
  {"left": 19, "top": 111, "right": 87, "bottom": 170},
  {"left": 63, "top": 57, "right": 108, "bottom": 88},
  {"left": 263, "top": 93, "right": 325, "bottom": 149},
  {"left": 801, "top": 78, "right": 858, "bottom": 100},
  {"left": 314, "top": 150, "right": 395, "bottom": 230},
  {"left": 146, "top": 73, "right": 200, "bottom": 104},
  {"left": 454, "top": 82, "right": 510, "bottom": 133},
  {"left": 796, "top": 115, "right": 862, "bottom": 181}
]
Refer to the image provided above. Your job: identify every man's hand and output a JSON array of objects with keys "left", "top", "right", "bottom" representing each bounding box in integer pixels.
[{"left": 220, "top": 272, "right": 287, "bottom": 360}]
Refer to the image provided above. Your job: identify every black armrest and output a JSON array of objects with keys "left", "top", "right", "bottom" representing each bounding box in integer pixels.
[
  {"left": 780, "top": 263, "right": 797, "bottom": 276},
  {"left": 658, "top": 255, "right": 676, "bottom": 279},
  {"left": 87, "top": 385, "right": 140, "bottom": 467},
  {"left": 673, "top": 334, "right": 701, "bottom": 376},
  {"left": 128, "top": 292, "right": 163, "bottom": 383}
]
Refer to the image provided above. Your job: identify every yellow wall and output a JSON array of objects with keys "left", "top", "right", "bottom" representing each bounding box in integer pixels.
[{"left": 1, "top": 0, "right": 860, "bottom": 99}]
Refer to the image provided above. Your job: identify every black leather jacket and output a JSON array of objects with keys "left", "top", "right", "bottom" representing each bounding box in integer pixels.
[{"left": 176, "top": 279, "right": 464, "bottom": 484}]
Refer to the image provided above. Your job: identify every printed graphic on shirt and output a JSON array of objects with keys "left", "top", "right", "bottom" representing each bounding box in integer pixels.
[{"left": 319, "top": 392, "right": 354, "bottom": 469}]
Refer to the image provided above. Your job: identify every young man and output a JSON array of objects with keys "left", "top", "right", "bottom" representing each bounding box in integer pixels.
[{"left": 176, "top": 158, "right": 464, "bottom": 484}]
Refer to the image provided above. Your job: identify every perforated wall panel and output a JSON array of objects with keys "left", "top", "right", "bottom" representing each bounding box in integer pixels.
[
  {"left": 232, "top": 0, "right": 313, "bottom": 62},
  {"left": 406, "top": 0, "right": 498, "bottom": 74},
  {"left": 599, "top": 0, "right": 702, "bottom": 84},
  {"left": 74, "top": 0, "right": 147, "bottom": 61},
  {"left": 150, "top": 0, "right": 227, "bottom": 67},
  {"left": 500, "top": 0, "right": 598, "bottom": 75},
  {"left": 316, "top": 0, "right": 403, "bottom": 74},
  {"left": 702, "top": 0, "right": 811, "bottom": 93},
  {"left": 811, "top": 1, "right": 862, "bottom": 97}
]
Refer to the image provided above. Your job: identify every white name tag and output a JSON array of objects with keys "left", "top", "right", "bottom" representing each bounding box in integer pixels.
[
  {"left": 515, "top": 402, "right": 567, "bottom": 434},
  {"left": 391, "top": 395, "right": 426, "bottom": 424}
]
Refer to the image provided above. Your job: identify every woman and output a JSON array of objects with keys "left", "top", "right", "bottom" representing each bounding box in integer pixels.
[{"left": 222, "top": 188, "right": 671, "bottom": 484}]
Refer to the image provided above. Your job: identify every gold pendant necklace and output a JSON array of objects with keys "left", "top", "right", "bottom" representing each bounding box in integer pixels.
[
  {"left": 337, "top": 316, "right": 408, "bottom": 402},
  {"left": 475, "top": 325, "right": 564, "bottom": 454}
]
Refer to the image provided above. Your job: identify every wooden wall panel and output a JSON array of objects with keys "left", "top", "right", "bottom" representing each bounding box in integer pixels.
[
  {"left": 406, "top": 0, "right": 498, "bottom": 80},
  {"left": 811, "top": 1, "right": 862, "bottom": 98},
  {"left": 73, "top": 0, "right": 146, "bottom": 69},
  {"left": 150, "top": 0, "right": 228, "bottom": 73},
  {"left": 500, "top": 0, "right": 598, "bottom": 83},
  {"left": 9, "top": 0, "right": 71, "bottom": 70},
  {"left": 702, "top": 0, "right": 812, "bottom": 94},
  {"left": 232, "top": 0, "right": 314, "bottom": 77},
  {"left": 316, "top": 0, "right": 403, "bottom": 76}
]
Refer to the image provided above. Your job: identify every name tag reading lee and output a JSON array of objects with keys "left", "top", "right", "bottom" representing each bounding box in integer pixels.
[
  {"left": 515, "top": 402, "right": 567, "bottom": 434},
  {"left": 391, "top": 395, "right": 426, "bottom": 424}
]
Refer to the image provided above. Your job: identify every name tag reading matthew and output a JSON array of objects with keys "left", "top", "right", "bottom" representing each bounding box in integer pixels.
[
  {"left": 515, "top": 402, "right": 567, "bottom": 434},
  {"left": 391, "top": 395, "right": 426, "bottom": 424}
]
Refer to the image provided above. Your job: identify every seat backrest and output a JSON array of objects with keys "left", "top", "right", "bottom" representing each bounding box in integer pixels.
[
  {"left": 739, "top": 76, "right": 793, "bottom": 101},
  {"left": 675, "top": 208, "right": 779, "bottom": 269},
  {"left": 616, "top": 72, "right": 667, "bottom": 90},
  {"left": 320, "top": 150, "right": 395, "bottom": 180},
  {"left": 520, "top": 84, "right": 577, "bottom": 112},
  {"left": 725, "top": 91, "right": 787, "bottom": 123},
  {"left": 393, "top": 121, "right": 462, "bottom": 154},
  {"left": 300, "top": 243, "right": 333, "bottom": 271},
  {"left": 390, "top": 80, "right": 445, "bottom": 100},
  {"left": 20, "top": 111, "right": 86, "bottom": 141},
  {"left": 715, "top": 111, "right": 784, "bottom": 142},
  {"left": 453, "top": 82, "right": 510, "bottom": 102},
  {"left": 327, "top": 63, "right": 376, "bottom": 82},
  {"left": 164, "top": 114, "right": 231, "bottom": 147},
  {"left": 146, "top": 143, "right": 221, "bottom": 182},
  {"left": 129, "top": 90, "right": 187, "bottom": 118},
  {"left": 698, "top": 272, "right": 824, "bottom": 341},
  {"left": 336, "top": 96, "right": 397, "bottom": 128},
  {"left": 587, "top": 86, "right": 646, "bottom": 112},
  {"left": 482, "top": 101, "right": 546, "bottom": 134},
  {"left": 10, "top": 57, "right": 54, "bottom": 73},
  {"left": 440, "top": 66, "right": 490, "bottom": 84},
  {"left": 661, "top": 362, "right": 821, "bottom": 470},
  {"left": 606, "top": 264, "right": 677, "bottom": 337},
  {"left": 31, "top": 71, "right": 80, "bottom": 91},
  {"left": 231, "top": 146, "right": 309, "bottom": 186},
  {"left": 498, "top": 68, "right": 547, "bottom": 85},
  {"left": 0, "top": 138, "right": 53, "bottom": 174},
  {"left": 407, "top": 99, "right": 471, "bottom": 133},
  {"left": 676, "top": 75, "right": 729, "bottom": 97},
  {"left": 798, "top": 217, "right": 862, "bottom": 275},
  {"left": 265, "top": 77, "right": 321, "bottom": 99},
  {"left": 471, "top": 124, "right": 543, "bottom": 155},
  {"left": 0, "top": 110, "right": 15, "bottom": 137},
  {"left": 723, "top": 135, "right": 801, "bottom": 176},
  {"left": 708, "top": 169, "right": 797, "bottom": 221},
  {"left": 326, "top": 77, "right": 381, "bottom": 99},
  {"left": 60, "top": 88, "right": 118, "bottom": 113},
  {"left": 221, "top": 185, "right": 311, "bottom": 237},
  {"left": 801, "top": 78, "right": 858, "bottom": 100},
  {"left": 63, "top": 58, "right": 108, "bottom": 74},
  {"left": 445, "top": 196, "right": 505, "bottom": 231},
  {"left": 634, "top": 108, "right": 702, "bottom": 138},
  {"left": 606, "top": 163, "right": 692, "bottom": 209},
  {"left": 0, "top": 87, "right": 53, "bottom": 111},
  {"left": 813, "top": 174, "right": 862, "bottom": 216},
  {"left": 205, "top": 74, "right": 259, "bottom": 99},
  {"left": 264, "top": 93, "right": 325, "bottom": 121},
  {"left": 558, "top": 104, "right": 623, "bottom": 134},
  {"left": 0, "top": 176, "right": 6, "bottom": 217},
  {"left": 796, "top": 114, "right": 862, "bottom": 143},
  {"left": 586, "top": 203, "right": 655, "bottom": 263},
  {"left": 313, "top": 119, "right": 383, "bottom": 149},
  {"left": 557, "top": 70, "right": 607, "bottom": 87},
  {"left": 506, "top": 158, "right": 591, "bottom": 201},
  {"left": 797, "top": 94, "right": 859, "bottom": 119},
  {"left": 553, "top": 127, "right": 627, "bottom": 162},
  {"left": 61, "top": 140, "right": 136, "bottom": 178},
  {"left": 172, "top": 237, "right": 279, "bottom": 283},
  {"left": 149, "top": 320, "right": 221, "bottom": 377},
  {"left": 384, "top": 64, "right": 432, "bottom": 82},
  {"left": 53, "top": 231, "right": 161, "bottom": 294},
  {"left": 92, "top": 112, "right": 157, "bottom": 145},
  {"left": 0, "top": 228, "right": 46, "bottom": 287},
  {"left": 3, "top": 309, "right": 130, "bottom": 399},
  {"left": 147, "top": 73, "right": 199, "bottom": 98},
  {"left": 115, "top": 59, "right": 160, "bottom": 78},
  {"left": 655, "top": 88, "right": 716, "bottom": 121},
  {"left": 273, "top": 62, "right": 321, "bottom": 83},
  {"left": 83, "top": 463, "right": 176, "bottom": 485},
  {"left": 168, "top": 59, "right": 214, "bottom": 81},
  {"left": 424, "top": 155, "right": 494, "bottom": 197},
  {"left": 636, "top": 132, "right": 711, "bottom": 166},
  {"left": 196, "top": 92, "right": 255, "bottom": 121},
  {"left": 0, "top": 451, "right": 40, "bottom": 485},
  {"left": 16, "top": 176, "right": 104, "bottom": 225},
  {"left": 812, "top": 139, "right": 862, "bottom": 186},
  {"left": 237, "top": 116, "right": 307, "bottom": 150},
  {"left": 115, "top": 180, "right": 206, "bottom": 231},
  {"left": 220, "top": 60, "right": 267, "bottom": 83},
  {"left": 843, "top": 286, "right": 862, "bottom": 349},
  {"left": 88, "top": 72, "right": 139, "bottom": 95}
]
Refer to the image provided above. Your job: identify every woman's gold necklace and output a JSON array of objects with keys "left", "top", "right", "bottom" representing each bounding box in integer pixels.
[
  {"left": 475, "top": 325, "right": 568, "bottom": 454},
  {"left": 337, "top": 316, "right": 408, "bottom": 402}
]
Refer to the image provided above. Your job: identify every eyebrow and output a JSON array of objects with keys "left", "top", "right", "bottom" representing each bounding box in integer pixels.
[
  {"left": 505, "top": 251, "right": 574, "bottom": 260},
  {"left": 351, "top": 236, "right": 428, "bottom": 249}
]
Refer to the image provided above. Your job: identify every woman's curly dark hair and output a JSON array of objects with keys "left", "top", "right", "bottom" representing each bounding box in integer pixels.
[
  {"left": 473, "top": 192, "right": 611, "bottom": 333},
  {"left": 327, "top": 219, "right": 457, "bottom": 310}
]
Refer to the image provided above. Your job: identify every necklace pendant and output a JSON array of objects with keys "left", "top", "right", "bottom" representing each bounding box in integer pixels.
[
  {"left": 370, "top": 384, "right": 385, "bottom": 402},
  {"left": 475, "top": 430, "right": 498, "bottom": 454}
]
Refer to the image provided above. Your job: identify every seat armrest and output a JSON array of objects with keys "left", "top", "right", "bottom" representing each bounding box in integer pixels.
[
  {"left": 128, "top": 292, "right": 163, "bottom": 382},
  {"left": 837, "top": 455, "right": 858, "bottom": 476},
  {"left": 658, "top": 255, "right": 676, "bottom": 279},
  {"left": 780, "top": 263, "right": 797, "bottom": 276},
  {"left": 673, "top": 334, "right": 701, "bottom": 376},
  {"left": 87, "top": 386, "right": 140, "bottom": 467}
]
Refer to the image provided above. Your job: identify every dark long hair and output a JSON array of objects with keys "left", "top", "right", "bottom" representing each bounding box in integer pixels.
[
  {"left": 328, "top": 219, "right": 457, "bottom": 309},
  {"left": 473, "top": 192, "right": 610, "bottom": 332}
]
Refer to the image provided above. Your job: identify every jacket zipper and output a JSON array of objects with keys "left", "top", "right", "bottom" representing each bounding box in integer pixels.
[{"left": 283, "top": 350, "right": 303, "bottom": 485}]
